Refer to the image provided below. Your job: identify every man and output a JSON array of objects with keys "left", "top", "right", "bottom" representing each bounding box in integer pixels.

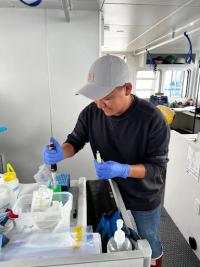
[{"left": 43, "top": 55, "right": 170, "bottom": 267}]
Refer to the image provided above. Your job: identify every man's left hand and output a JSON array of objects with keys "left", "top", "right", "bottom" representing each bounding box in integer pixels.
[{"left": 94, "top": 160, "right": 130, "bottom": 180}]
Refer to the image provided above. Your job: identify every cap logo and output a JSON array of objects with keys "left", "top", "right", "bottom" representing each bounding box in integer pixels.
[{"left": 88, "top": 72, "right": 94, "bottom": 81}]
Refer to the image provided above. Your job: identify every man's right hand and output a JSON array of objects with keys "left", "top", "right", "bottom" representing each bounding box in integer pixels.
[{"left": 43, "top": 137, "right": 64, "bottom": 165}]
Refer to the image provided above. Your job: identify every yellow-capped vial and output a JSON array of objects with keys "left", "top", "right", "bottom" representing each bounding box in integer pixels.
[{"left": 96, "top": 150, "right": 102, "bottom": 164}]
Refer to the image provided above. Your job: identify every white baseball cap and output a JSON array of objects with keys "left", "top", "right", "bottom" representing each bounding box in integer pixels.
[{"left": 76, "top": 55, "right": 130, "bottom": 100}]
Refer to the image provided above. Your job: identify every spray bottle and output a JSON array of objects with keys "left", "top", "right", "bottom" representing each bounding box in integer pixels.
[{"left": 107, "top": 219, "right": 132, "bottom": 253}]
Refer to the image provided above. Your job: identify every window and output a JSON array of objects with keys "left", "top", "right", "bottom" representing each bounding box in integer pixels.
[
  {"left": 135, "top": 70, "right": 160, "bottom": 98},
  {"left": 163, "top": 70, "right": 189, "bottom": 98},
  {"left": 196, "top": 67, "right": 200, "bottom": 109}
]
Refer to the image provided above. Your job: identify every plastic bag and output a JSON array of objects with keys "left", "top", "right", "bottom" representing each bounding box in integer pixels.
[{"left": 2, "top": 232, "right": 101, "bottom": 261}]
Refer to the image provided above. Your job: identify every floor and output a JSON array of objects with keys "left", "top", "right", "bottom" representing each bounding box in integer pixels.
[{"left": 160, "top": 208, "right": 200, "bottom": 267}]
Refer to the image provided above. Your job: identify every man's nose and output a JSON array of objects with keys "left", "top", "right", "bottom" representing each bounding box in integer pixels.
[{"left": 95, "top": 99, "right": 106, "bottom": 108}]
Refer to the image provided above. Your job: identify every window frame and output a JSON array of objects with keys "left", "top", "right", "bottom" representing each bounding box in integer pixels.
[
  {"left": 135, "top": 69, "right": 160, "bottom": 99},
  {"left": 160, "top": 65, "right": 192, "bottom": 99}
]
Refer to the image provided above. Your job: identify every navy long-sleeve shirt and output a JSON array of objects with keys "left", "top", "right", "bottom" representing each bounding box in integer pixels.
[{"left": 65, "top": 95, "right": 170, "bottom": 210}]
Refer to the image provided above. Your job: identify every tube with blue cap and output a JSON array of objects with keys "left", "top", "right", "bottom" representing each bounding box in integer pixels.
[{"left": 0, "top": 127, "right": 7, "bottom": 133}]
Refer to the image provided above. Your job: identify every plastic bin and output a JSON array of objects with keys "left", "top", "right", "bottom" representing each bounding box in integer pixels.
[
  {"left": 157, "top": 105, "right": 175, "bottom": 125},
  {"left": 13, "top": 192, "right": 73, "bottom": 232},
  {"left": 2, "top": 180, "right": 151, "bottom": 267}
]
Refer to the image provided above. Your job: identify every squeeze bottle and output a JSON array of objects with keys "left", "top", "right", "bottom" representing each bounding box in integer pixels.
[
  {"left": 107, "top": 219, "right": 132, "bottom": 253},
  {"left": 3, "top": 163, "right": 20, "bottom": 207}
]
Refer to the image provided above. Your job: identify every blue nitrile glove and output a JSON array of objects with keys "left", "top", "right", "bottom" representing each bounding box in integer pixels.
[
  {"left": 43, "top": 137, "right": 64, "bottom": 165},
  {"left": 95, "top": 211, "right": 122, "bottom": 240},
  {"left": 94, "top": 160, "right": 130, "bottom": 180}
]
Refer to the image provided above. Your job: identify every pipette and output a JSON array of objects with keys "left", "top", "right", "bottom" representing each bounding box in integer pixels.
[
  {"left": 45, "top": 10, "right": 58, "bottom": 191},
  {"left": 49, "top": 143, "right": 57, "bottom": 189}
]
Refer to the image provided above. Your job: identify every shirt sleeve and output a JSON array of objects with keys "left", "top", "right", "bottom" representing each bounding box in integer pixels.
[
  {"left": 64, "top": 108, "right": 89, "bottom": 153},
  {"left": 143, "top": 108, "right": 170, "bottom": 178}
]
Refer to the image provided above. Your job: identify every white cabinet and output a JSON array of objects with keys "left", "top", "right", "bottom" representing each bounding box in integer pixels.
[{"left": 164, "top": 130, "right": 200, "bottom": 260}]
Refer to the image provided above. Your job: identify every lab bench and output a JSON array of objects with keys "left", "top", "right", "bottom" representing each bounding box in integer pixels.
[
  {"left": 0, "top": 179, "right": 151, "bottom": 267},
  {"left": 171, "top": 109, "right": 200, "bottom": 133}
]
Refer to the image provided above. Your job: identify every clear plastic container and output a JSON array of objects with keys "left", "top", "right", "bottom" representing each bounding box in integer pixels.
[
  {"left": 2, "top": 232, "right": 101, "bottom": 261},
  {"left": 13, "top": 192, "right": 73, "bottom": 232},
  {"left": 33, "top": 164, "right": 51, "bottom": 186}
]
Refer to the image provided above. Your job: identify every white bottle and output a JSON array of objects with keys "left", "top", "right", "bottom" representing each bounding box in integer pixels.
[
  {"left": 107, "top": 219, "right": 132, "bottom": 253},
  {"left": 3, "top": 163, "right": 20, "bottom": 207},
  {"left": 0, "top": 185, "right": 10, "bottom": 210}
]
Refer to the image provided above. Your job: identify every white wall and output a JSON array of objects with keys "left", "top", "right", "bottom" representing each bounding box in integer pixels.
[
  {"left": 126, "top": 55, "right": 139, "bottom": 91},
  {"left": 0, "top": 8, "right": 99, "bottom": 183}
]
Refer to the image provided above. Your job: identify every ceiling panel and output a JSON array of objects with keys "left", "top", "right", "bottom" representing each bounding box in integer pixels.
[
  {"left": 128, "top": 5, "right": 200, "bottom": 52},
  {"left": 103, "top": 5, "right": 176, "bottom": 26},
  {"left": 104, "top": 0, "right": 200, "bottom": 7},
  {"left": 103, "top": 25, "right": 149, "bottom": 51},
  {"left": 104, "top": 25, "right": 149, "bottom": 38},
  {"left": 72, "top": 0, "right": 100, "bottom": 10},
  {"left": 102, "top": 0, "right": 200, "bottom": 52},
  {"left": 103, "top": 37, "right": 130, "bottom": 51}
]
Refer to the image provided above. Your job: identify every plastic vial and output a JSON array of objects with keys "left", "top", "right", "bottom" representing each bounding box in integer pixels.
[
  {"left": 96, "top": 150, "right": 102, "bottom": 163},
  {"left": 107, "top": 219, "right": 132, "bottom": 253}
]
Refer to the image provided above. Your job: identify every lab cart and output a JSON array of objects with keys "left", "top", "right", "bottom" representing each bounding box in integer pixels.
[{"left": 0, "top": 178, "right": 151, "bottom": 267}]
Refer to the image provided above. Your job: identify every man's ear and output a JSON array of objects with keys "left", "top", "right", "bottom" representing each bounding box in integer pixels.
[{"left": 125, "top": 83, "right": 132, "bottom": 96}]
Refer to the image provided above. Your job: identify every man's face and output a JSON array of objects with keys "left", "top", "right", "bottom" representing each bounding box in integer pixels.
[{"left": 95, "top": 84, "right": 132, "bottom": 116}]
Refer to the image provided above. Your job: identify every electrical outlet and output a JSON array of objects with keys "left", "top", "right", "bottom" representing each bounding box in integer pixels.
[{"left": 193, "top": 198, "right": 200, "bottom": 215}]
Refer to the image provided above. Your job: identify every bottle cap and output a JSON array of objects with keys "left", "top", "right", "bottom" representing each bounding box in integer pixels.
[{"left": 3, "top": 163, "right": 17, "bottom": 182}]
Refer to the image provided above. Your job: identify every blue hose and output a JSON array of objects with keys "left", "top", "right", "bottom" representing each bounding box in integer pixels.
[
  {"left": 146, "top": 48, "right": 157, "bottom": 72},
  {"left": 19, "top": 0, "right": 42, "bottom": 7},
  {"left": 146, "top": 48, "right": 153, "bottom": 67},
  {"left": 184, "top": 32, "right": 193, "bottom": 64}
]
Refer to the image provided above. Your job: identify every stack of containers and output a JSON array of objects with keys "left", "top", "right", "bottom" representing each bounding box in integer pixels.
[{"left": 13, "top": 187, "right": 73, "bottom": 232}]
